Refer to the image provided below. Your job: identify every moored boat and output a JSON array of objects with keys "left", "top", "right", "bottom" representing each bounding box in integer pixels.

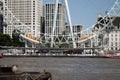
[
  {"left": 0, "top": 54, "right": 3, "bottom": 59},
  {"left": 104, "top": 55, "right": 120, "bottom": 58},
  {"left": 104, "top": 53, "right": 120, "bottom": 58},
  {"left": 0, "top": 65, "right": 52, "bottom": 80}
]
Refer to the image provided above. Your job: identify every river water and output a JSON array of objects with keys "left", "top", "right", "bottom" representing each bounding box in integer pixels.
[{"left": 0, "top": 57, "right": 120, "bottom": 80}]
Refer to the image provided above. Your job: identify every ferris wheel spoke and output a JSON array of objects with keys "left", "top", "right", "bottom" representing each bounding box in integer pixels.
[{"left": 1, "top": 0, "right": 120, "bottom": 48}]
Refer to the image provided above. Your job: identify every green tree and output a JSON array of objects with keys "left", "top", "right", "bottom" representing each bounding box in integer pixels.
[
  {"left": 0, "top": 32, "right": 12, "bottom": 46},
  {"left": 12, "top": 30, "right": 25, "bottom": 47}
]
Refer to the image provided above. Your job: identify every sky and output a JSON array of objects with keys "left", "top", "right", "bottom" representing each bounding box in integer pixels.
[{"left": 44, "top": 0, "right": 116, "bottom": 28}]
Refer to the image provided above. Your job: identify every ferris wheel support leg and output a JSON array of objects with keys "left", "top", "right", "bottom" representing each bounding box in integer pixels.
[
  {"left": 64, "top": 0, "right": 76, "bottom": 48},
  {"left": 32, "top": 43, "right": 35, "bottom": 54},
  {"left": 90, "top": 39, "right": 93, "bottom": 55},
  {"left": 51, "top": 0, "right": 59, "bottom": 48},
  {"left": 25, "top": 41, "right": 28, "bottom": 54}
]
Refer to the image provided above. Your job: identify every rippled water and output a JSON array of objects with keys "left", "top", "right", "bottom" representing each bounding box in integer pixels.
[{"left": 0, "top": 57, "right": 120, "bottom": 80}]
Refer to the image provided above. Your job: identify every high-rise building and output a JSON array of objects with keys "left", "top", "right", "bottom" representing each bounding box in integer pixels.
[
  {"left": 0, "top": 1, "right": 3, "bottom": 33},
  {"left": 44, "top": 3, "right": 65, "bottom": 35},
  {"left": 3, "top": 0, "right": 42, "bottom": 37},
  {"left": 65, "top": 24, "right": 85, "bottom": 41}
]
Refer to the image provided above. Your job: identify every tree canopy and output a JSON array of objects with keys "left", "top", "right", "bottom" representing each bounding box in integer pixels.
[{"left": 0, "top": 32, "right": 25, "bottom": 47}]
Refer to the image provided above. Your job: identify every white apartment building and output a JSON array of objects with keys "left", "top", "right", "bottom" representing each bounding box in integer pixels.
[
  {"left": 93, "top": 16, "right": 120, "bottom": 51},
  {"left": 44, "top": 3, "right": 64, "bottom": 35},
  {"left": 108, "top": 28, "right": 120, "bottom": 50},
  {"left": 3, "top": 0, "right": 42, "bottom": 37}
]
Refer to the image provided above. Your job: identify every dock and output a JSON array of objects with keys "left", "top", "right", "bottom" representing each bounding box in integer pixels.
[{"left": 0, "top": 65, "right": 52, "bottom": 80}]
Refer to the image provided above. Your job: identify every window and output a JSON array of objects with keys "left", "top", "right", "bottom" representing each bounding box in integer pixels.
[
  {"left": 115, "top": 42, "right": 117, "bottom": 46},
  {"left": 111, "top": 42, "right": 113, "bottom": 46},
  {"left": 111, "top": 34, "right": 113, "bottom": 37},
  {"left": 33, "top": 26, "right": 35, "bottom": 30},
  {"left": 111, "top": 47, "right": 113, "bottom": 50},
  {"left": 111, "top": 38, "right": 113, "bottom": 41},
  {"left": 115, "top": 38, "right": 117, "bottom": 41}
]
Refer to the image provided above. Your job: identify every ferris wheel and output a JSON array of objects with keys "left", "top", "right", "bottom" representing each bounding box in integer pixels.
[{"left": 1, "top": 0, "right": 120, "bottom": 48}]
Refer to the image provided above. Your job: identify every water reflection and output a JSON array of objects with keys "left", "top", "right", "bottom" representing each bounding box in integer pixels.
[{"left": 0, "top": 57, "right": 120, "bottom": 80}]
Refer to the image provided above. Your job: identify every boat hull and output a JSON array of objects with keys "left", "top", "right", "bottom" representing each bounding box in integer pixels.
[
  {"left": 104, "top": 56, "right": 120, "bottom": 58},
  {"left": 0, "top": 56, "right": 3, "bottom": 59}
]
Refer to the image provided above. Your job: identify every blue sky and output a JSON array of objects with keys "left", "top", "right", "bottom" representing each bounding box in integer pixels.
[
  {"left": 44, "top": 0, "right": 115, "bottom": 27},
  {"left": 68, "top": 0, "right": 115, "bottom": 27}
]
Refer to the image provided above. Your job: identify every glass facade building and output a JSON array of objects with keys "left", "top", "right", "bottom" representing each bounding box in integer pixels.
[
  {"left": 44, "top": 3, "right": 64, "bottom": 35},
  {"left": 3, "top": 0, "right": 42, "bottom": 37}
]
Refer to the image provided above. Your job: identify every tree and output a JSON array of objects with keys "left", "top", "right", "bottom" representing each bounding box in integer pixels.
[
  {"left": 0, "top": 32, "right": 12, "bottom": 46},
  {"left": 12, "top": 29, "right": 25, "bottom": 47}
]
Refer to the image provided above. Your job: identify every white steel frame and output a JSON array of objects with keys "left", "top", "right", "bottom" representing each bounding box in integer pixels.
[
  {"left": 1, "top": 0, "right": 120, "bottom": 48},
  {"left": 51, "top": 0, "right": 76, "bottom": 48}
]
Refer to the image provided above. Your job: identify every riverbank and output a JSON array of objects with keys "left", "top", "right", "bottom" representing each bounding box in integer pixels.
[{"left": 3, "top": 55, "right": 104, "bottom": 58}]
